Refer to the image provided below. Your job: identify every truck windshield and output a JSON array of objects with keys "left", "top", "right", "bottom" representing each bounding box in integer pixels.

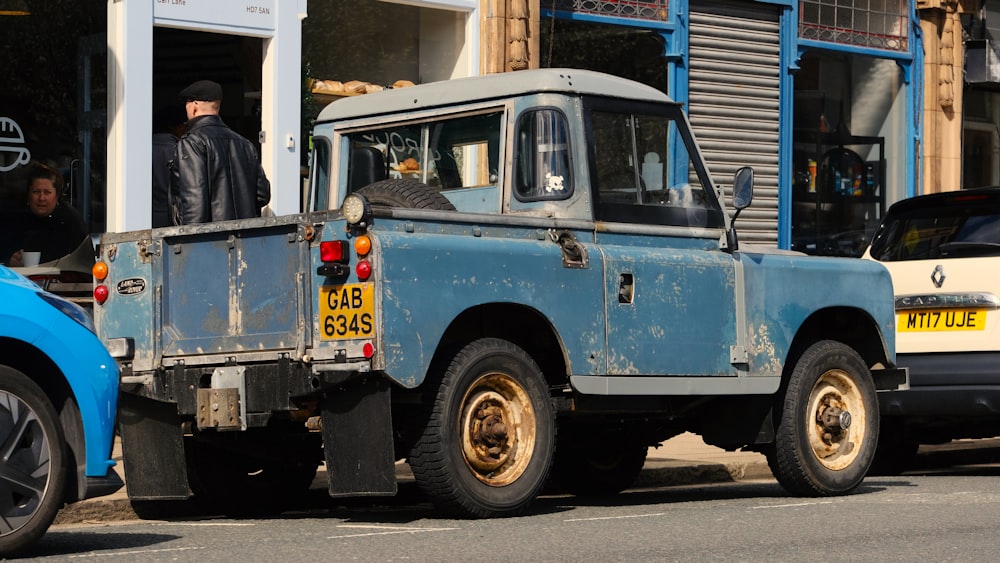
[{"left": 588, "top": 104, "right": 723, "bottom": 229}]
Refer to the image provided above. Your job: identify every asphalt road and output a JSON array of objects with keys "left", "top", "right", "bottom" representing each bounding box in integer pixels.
[{"left": 26, "top": 454, "right": 1000, "bottom": 562}]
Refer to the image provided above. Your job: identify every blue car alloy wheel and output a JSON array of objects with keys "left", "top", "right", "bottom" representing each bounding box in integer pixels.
[{"left": 0, "top": 366, "right": 67, "bottom": 555}]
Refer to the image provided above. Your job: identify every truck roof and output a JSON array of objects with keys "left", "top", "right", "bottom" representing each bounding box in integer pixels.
[{"left": 316, "top": 68, "right": 677, "bottom": 123}]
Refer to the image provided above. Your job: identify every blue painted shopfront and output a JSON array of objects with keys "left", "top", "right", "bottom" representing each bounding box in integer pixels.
[{"left": 541, "top": 0, "right": 921, "bottom": 255}]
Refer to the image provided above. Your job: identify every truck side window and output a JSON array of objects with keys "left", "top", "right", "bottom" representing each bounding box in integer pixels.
[
  {"left": 513, "top": 109, "right": 573, "bottom": 201},
  {"left": 307, "top": 136, "right": 331, "bottom": 212},
  {"left": 591, "top": 108, "right": 723, "bottom": 229}
]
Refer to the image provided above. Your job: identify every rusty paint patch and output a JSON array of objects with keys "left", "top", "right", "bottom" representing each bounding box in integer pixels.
[{"left": 746, "top": 324, "right": 783, "bottom": 375}]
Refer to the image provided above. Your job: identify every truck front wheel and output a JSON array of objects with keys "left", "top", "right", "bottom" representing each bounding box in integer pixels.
[
  {"left": 769, "top": 340, "right": 878, "bottom": 496},
  {"left": 408, "top": 338, "right": 555, "bottom": 518}
]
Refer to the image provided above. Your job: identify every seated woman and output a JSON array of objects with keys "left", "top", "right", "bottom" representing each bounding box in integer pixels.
[{"left": 6, "top": 163, "right": 89, "bottom": 267}]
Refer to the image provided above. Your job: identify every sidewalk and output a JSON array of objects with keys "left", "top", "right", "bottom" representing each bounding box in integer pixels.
[{"left": 53, "top": 432, "right": 770, "bottom": 525}]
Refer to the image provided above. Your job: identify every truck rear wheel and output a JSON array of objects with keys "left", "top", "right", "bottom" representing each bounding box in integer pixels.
[
  {"left": 357, "top": 178, "right": 456, "bottom": 210},
  {"left": 408, "top": 338, "right": 555, "bottom": 518},
  {"left": 0, "top": 366, "right": 67, "bottom": 557},
  {"left": 185, "top": 438, "right": 318, "bottom": 518},
  {"left": 769, "top": 340, "right": 878, "bottom": 496}
]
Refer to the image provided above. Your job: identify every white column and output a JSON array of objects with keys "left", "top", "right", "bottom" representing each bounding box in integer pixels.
[
  {"left": 261, "top": 0, "right": 308, "bottom": 217},
  {"left": 107, "top": 0, "right": 154, "bottom": 232}
]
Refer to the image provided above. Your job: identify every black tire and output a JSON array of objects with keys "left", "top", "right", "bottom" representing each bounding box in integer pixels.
[
  {"left": 0, "top": 366, "right": 67, "bottom": 557},
  {"left": 357, "top": 178, "right": 457, "bottom": 210},
  {"left": 184, "top": 438, "right": 318, "bottom": 518},
  {"left": 867, "top": 417, "right": 918, "bottom": 476},
  {"left": 408, "top": 338, "right": 555, "bottom": 518},
  {"left": 550, "top": 435, "right": 647, "bottom": 496},
  {"left": 770, "top": 340, "right": 878, "bottom": 496}
]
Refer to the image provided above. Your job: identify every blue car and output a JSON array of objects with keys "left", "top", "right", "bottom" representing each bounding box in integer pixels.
[{"left": 0, "top": 266, "right": 121, "bottom": 556}]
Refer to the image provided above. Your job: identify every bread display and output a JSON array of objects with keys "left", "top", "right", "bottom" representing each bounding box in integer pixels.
[
  {"left": 395, "top": 157, "right": 419, "bottom": 172},
  {"left": 343, "top": 80, "right": 367, "bottom": 94},
  {"left": 311, "top": 78, "right": 416, "bottom": 98},
  {"left": 313, "top": 80, "right": 344, "bottom": 93}
]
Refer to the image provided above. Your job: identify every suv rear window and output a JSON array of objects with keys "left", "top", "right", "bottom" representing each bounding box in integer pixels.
[{"left": 868, "top": 191, "right": 1000, "bottom": 261}]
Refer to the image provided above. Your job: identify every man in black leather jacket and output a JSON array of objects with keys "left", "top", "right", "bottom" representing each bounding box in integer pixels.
[{"left": 170, "top": 80, "right": 270, "bottom": 224}]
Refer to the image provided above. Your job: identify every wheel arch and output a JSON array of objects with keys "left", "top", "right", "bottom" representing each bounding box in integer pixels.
[
  {"left": 0, "top": 336, "right": 87, "bottom": 503},
  {"left": 429, "top": 302, "right": 569, "bottom": 390},
  {"left": 786, "top": 306, "right": 891, "bottom": 376}
]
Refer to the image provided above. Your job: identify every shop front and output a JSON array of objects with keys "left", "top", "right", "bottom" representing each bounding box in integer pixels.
[
  {"left": 0, "top": 0, "right": 479, "bottom": 261},
  {"left": 538, "top": 0, "right": 920, "bottom": 253},
  {"left": 962, "top": 2, "right": 1000, "bottom": 190},
  {"left": 540, "top": 0, "right": 783, "bottom": 245},
  {"left": 2, "top": 0, "right": 921, "bottom": 259},
  {"left": 791, "top": 0, "right": 917, "bottom": 256}
]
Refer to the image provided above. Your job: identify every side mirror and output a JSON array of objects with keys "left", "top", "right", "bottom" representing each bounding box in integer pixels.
[
  {"left": 732, "top": 166, "right": 754, "bottom": 211},
  {"left": 726, "top": 167, "right": 755, "bottom": 253}
]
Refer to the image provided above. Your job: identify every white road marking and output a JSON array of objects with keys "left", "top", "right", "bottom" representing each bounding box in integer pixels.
[
  {"left": 162, "top": 522, "right": 256, "bottom": 527},
  {"left": 329, "top": 524, "right": 458, "bottom": 539},
  {"left": 68, "top": 546, "right": 206, "bottom": 558},
  {"left": 752, "top": 501, "right": 834, "bottom": 509},
  {"left": 565, "top": 512, "right": 666, "bottom": 522}
]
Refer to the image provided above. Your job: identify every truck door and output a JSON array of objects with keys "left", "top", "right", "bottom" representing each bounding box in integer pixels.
[{"left": 588, "top": 104, "right": 740, "bottom": 377}]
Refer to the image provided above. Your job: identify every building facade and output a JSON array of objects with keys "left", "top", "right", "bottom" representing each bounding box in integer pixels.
[{"left": 0, "top": 0, "right": 937, "bottom": 258}]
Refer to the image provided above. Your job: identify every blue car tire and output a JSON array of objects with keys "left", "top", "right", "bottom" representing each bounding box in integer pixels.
[{"left": 0, "top": 365, "right": 68, "bottom": 557}]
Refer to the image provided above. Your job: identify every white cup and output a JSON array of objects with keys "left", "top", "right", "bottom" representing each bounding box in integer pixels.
[{"left": 21, "top": 251, "right": 41, "bottom": 267}]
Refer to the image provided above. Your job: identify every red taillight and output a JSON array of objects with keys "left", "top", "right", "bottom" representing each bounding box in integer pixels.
[
  {"left": 320, "top": 240, "right": 349, "bottom": 263},
  {"left": 356, "top": 260, "right": 372, "bottom": 281},
  {"left": 363, "top": 342, "right": 375, "bottom": 358},
  {"left": 94, "top": 285, "right": 109, "bottom": 304}
]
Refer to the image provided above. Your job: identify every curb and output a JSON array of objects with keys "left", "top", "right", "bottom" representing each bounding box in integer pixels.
[{"left": 53, "top": 460, "right": 773, "bottom": 526}]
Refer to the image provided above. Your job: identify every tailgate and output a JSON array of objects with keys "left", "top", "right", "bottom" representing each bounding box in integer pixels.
[{"left": 98, "top": 217, "right": 315, "bottom": 370}]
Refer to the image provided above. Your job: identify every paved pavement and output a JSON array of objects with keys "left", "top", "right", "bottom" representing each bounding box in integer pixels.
[{"left": 52, "top": 432, "right": 770, "bottom": 525}]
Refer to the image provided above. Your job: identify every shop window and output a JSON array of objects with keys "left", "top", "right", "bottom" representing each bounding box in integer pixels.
[
  {"left": 792, "top": 53, "right": 905, "bottom": 256},
  {"left": 539, "top": 19, "right": 668, "bottom": 94},
  {"left": 963, "top": 124, "right": 1000, "bottom": 188},
  {"left": 799, "top": 0, "right": 908, "bottom": 52},
  {"left": 588, "top": 105, "right": 723, "bottom": 229},
  {"left": 345, "top": 111, "right": 503, "bottom": 211},
  {"left": 550, "top": 0, "right": 669, "bottom": 21},
  {"left": 303, "top": 1, "right": 469, "bottom": 87},
  {"left": 513, "top": 109, "right": 573, "bottom": 201}
]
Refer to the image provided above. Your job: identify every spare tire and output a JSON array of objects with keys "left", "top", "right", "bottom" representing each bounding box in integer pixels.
[{"left": 357, "top": 179, "right": 456, "bottom": 211}]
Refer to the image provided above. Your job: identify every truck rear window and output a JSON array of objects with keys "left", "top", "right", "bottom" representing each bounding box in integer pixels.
[{"left": 345, "top": 111, "right": 503, "bottom": 199}]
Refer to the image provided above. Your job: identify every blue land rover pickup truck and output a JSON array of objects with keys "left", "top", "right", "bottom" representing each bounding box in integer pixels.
[{"left": 94, "top": 69, "right": 905, "bottom": 518}]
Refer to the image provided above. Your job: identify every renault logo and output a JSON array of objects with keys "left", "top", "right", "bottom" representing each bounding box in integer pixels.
[{"left": 931, "top": 265, "right": 946, "bottom": 288}]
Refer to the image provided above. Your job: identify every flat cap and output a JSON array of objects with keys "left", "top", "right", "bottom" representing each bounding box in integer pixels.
[{"left": 179, "top": 80, "right": 222, "bottom": 102}]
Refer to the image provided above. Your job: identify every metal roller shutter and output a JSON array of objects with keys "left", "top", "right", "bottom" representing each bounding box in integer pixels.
[{"left": 688, "top": 1, "right": 782, "bottom": 245}]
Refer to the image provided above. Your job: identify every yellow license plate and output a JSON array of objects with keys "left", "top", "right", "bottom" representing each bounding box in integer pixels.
[
  {"left": 897, "top": 308, "right": 987, "bottom": 332},
  {"left": 319, "top": 283, "right": 375, "bottom": 340}
]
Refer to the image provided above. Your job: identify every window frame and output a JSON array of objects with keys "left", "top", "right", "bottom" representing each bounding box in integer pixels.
[{"left": 583, "top": 96, "right": 725, "bottom": 229}]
